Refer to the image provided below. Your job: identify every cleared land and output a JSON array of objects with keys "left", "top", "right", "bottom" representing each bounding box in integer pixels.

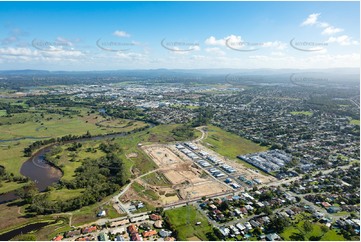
[
  {"left": 140, "top": 144, "right": 230, "bottom": 202},
  {"left": 200, "top": 125, "right": 274, "bottom": 178},
  {"left": 202, "top": 125, "right": 268, "bottom": 158}
]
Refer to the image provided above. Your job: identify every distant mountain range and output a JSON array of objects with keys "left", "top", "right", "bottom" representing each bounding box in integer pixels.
[
  {"left": 0, "top": 68, "right": 359, "bottom": 76},
  {"left": 0, "top": 68, "right": 358, "bottom": 89}
]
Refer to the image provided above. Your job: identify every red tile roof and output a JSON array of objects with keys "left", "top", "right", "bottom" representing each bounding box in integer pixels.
[
  {"left": 150, "top": 214, "right": 162, "bottom": 221},
  {"left": 142, "top": 230, "right": 157, "bottom": 237},
  {"left": 52, "top": 235, "right": 63, "bottom": 241},
  {"left": 128, "top": 224, "right": 138, "bottom": 234},
  {"left": 81, "top": 226, "right": 97, "bottom": 234}
]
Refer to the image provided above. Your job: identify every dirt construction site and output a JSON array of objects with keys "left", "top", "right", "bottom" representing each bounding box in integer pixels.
[
  {"left": 139, "top": 144, "right": 231, "bottom": 203},
  {"left": 119, "top": 141, "right": 276, "bottom": 208}
]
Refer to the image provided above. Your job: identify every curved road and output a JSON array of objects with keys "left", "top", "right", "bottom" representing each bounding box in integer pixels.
[{"left": 112, "top": 126, "right": 210, "bottom": 216}]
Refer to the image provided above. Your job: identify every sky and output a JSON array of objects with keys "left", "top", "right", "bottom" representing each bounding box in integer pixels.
[{"left": 0, "top": 1, "right": 359, "bottom": 71}]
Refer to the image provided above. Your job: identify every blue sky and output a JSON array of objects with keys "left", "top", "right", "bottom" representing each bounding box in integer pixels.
[{"left": 0, "top": 1, "right": 359, "bottom": 70}]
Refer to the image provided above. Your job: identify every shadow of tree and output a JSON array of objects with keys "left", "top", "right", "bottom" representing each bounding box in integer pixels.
[
  {"left": 309, "top": 235, "right": 322, "bottom": 241},
  {"left": 289, "top": 232, "right": 305, "bottom": 241}
]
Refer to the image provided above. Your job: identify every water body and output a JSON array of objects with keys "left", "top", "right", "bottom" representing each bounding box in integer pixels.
[
  {"left": 0, "top": 221, "right": 54, "bottom": 241},
  {"left": 0, "top": 136, "right": 50, "bottom": 143},
  {"left": 0, "top": 125, "right": 152, "bottom": 203},
  {"left": 20, "top": 146, "right": 63, "bottom": 191}
]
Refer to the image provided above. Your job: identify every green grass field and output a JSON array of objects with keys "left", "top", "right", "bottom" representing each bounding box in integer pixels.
[
  {"left": 165, "top": 205, "right": 215, "bottom": 241},
  {"left": 350, "top": 119, "right": 360, "bottom": 126},
  {"left": 170, "top": 104, "right": 199, "bottom": 110},
  {"left": 203, "top": 125, "right": 268, "bottom": 158},
  {"left": 47, "top": 188, "right": 85, "bottom": 202},
  {"left": 0, "top": 110, "right": 147, "bottom": 177},
  {"left": 290, "top": 111, "right": 313, "bottom": 116},
  {"left": 281, "top": 215, "right": 346, "bottom": 241},
  {"left": 0, "top": 180, "right": 28, "bottom": 194},
  {"left": 0, "top": 110, "right": 6, "bottom": 117},
  {"left": 48, "top": 141, "right": 106, "bottom": 182}
]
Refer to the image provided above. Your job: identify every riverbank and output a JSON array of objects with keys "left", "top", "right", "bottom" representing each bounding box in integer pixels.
[{"left": 0, "top": 124, "right": 152, "bottom": 204}]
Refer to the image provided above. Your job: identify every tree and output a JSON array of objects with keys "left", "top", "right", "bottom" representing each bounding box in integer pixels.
[
  {"left": 206, "top": 232, "right": 218, "bottom": 241},
  {"left": 219, "top": 201, "right": 229, "bottom": 211},
  {"left": 320, "top": 225, "right": 329, "bottom": 235},
  {"left": 268, "top": 216, "right": 290, "bottom": 233},
  {"left": 263, "top": 206, "right": 273, "bottom": 215},
  {"left": 303, "top": 220, "right": 313, "bottom": 234},
  {"left": 16, "top": 182, "right": 39, "bottom": 203}
]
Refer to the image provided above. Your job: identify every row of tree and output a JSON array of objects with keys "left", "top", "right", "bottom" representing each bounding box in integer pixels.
[{"left": 23, "top": 132, "right": 92, "bottom": 157}]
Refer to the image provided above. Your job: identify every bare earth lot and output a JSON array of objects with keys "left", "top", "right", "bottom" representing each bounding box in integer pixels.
[
  {"left": 140, "top": 145, "right": 231, "bottom": 201},
  {"left": 121, "top": 141, "right": 276, "bottom": 208}
]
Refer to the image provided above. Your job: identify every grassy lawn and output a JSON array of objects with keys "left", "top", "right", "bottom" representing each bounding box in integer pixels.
[
  {"left": 350, "top": 119, "right": 360, "bottom": 126},
  {"left": 203, "top": 125, "right": 268, "bottom": 158},
  {"left": 321, "top": 229, "right": 347, "bottom": 241},
  {"left": 47, "top": 188, "right": 85, "bottom": 202},
  {"left": 281, "top": 220, "right": 346, "bottom": 241},
  {"left": 0, "top": 180, "right": 28, "bottom": 194},
  {"left": 0, "top": 110, "right": 6, "bottom": 117},
  {"left": 290, "top": 111, "right": 313, "bottom": 116},
  {"left": 165, "top": 205, "right": 215, "bottom": 241},
  {"left": 0, "top": 140, "right": 33, "bottom": 178}
]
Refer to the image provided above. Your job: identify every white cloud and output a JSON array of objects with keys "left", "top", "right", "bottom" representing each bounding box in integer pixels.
[
  {"left": 113, "top": 30, "right": 130, "bottom": 38},
  {"left": 318, "top": 22, "right": 329, "bottom": 28},
  {"left": 326, "top": 35, "right": 358, "bottom": 46},
  {"left": 205, "top": 47, "right": 225, "bottom": 56},
  {"left": 270, "top": 51, "right": 286, "bottom": 56},
  {"left": 55, "top": 37, "right": 74, "bottom": 46},
  {"left": 205, "top": 35, "right": 242, "bottom": 46},
  {"left": 322, "top": 26, "right": 343, "bottom": 35},
  {"left": 205, "top": 36, "right": 224, "bottom": 46},
  {"left": 301, "top": 13, "right": 321, "bottom": 26},
  {"left": 0, "top": 47, "right": 38, "bottom": 56},
  {"left": 262, "top": 41, "right": 287, "bottom": 50}
]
